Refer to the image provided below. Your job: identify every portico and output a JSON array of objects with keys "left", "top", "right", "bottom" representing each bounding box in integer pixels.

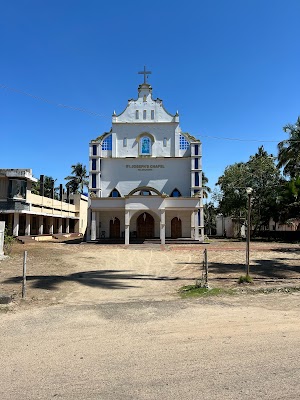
[{"left": 89, "top": 193, "right": 201, "bottom": 244}]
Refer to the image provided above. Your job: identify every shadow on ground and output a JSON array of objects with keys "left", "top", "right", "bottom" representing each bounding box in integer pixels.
[
  {"left": 177, "top": 258, "right": 300, "bottom": 280},
  {"left": 3, "top": 270, "right": 181, "bottom": 291},
  {"left": 210, "top": 258, "right": 300, "bottom": 280}
]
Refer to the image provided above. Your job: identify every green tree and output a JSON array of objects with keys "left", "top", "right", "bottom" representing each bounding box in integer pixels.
[
  {"left": 216, "top": 162, "right": 249, "bottom": 218},
  {"left": 278, "top": 116, "right": 300, "bottom": 178},
  {"left": 216, "top": 147, "right": 282, "bottom": 232},
  {"left": 65, "top": 163, "right": 89, "bottom": 194},
  {"left": 276, "top": 177, "right": 300, "bottom": 229}
]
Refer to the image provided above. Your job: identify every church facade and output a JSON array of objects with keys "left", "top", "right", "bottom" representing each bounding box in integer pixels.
[{"left": 87, "top": 69, "right": 204, "bottom": 244}]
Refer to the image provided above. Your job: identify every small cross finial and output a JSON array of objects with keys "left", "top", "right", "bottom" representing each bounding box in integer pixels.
[{"left": 138, "top": 65, "right": 152, "bottom": 84}]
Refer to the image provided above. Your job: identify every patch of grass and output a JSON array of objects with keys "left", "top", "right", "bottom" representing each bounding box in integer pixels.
[
  {"left": 238, "top": 275, "right": 253, "bottom": 284},
  {"left": 179, "top": 285, "right": 235, "bottom": 298}
]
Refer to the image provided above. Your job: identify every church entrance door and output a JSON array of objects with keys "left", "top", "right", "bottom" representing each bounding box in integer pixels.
[
  {"left": 110, "top": 218, "right": 120, "bottom": 238},
  {"left": 171, "top": 217, "right": 182, "bottom": 239},
  {"left": 137, "top": 212, "right": 154, "bottom": 238}
]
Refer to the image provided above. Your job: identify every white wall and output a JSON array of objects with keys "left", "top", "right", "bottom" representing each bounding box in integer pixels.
[
  {"left": 114, "top": 85, "right": 175, "bottom": 124},
  {"left": 100, "top": 158, "right": 191, "bottom": 197},
  {"left": 113, "top": 123, "right": 184, "bottom": 158}
]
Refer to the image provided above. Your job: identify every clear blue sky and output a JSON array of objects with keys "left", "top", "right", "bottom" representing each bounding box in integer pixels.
[{"left": 1, "top": 0, "right": 300, "bottom": 195}]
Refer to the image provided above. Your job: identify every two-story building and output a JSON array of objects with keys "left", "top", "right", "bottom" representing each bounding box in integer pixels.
[
  {"left": 0, "top": 169, "right": 88, "bottom": 237},
  {"left": 87, "top": 70, "right": 204, "bottom": 244}
]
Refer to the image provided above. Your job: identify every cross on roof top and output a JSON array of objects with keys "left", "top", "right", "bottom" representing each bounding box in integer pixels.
[{"left": 138, "top": 66, "right": 152, "bottom": 84}]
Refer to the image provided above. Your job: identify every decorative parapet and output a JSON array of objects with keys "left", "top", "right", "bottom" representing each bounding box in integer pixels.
[
  {"left": 181, "top": 132, "right": 201, "bottom": 143},
  {"left": 91, "top": 129, "right": 112, "bottom": 143},
  {"left": 0, "top": 169, "right": 37, "bottom": 182}
]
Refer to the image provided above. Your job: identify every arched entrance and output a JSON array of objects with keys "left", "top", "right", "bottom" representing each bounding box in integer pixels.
[
  {"left": 137, "top": 212, "right": 154, "bottom": 238},
  {"left": 171, "top": 217, "right": 182, "bottom": 239},
  {"left": 110, "top": 217, "right": 120, "bottom": 238}
]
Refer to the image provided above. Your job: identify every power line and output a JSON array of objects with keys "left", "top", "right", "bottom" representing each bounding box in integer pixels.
[
  {"left": 1, "top": 82, "right": 298, "bottom": 143},
  {"left": 199, "top": 134, "right": 285, "bottom": 143},
  {"left": 0, "top": 83, "right": 108, "bottom": 118}
]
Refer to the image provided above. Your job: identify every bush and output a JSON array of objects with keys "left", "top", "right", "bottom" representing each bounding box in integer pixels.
[
  {"left": 238, "top": 275, "right": 253, "bottom": 284},
  {"left": 4, "top": 228, "right": 15, "bottom": 255}
]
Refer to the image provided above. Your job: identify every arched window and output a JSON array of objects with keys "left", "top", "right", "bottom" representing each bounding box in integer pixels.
[
  {"left": 170, "top": 188, "right": 182, "bottom": 197},
  {"left": 140, "top": 136, "right": 151, "bottom": 155},
  {"left": 140, "top": 190, "right": 151, "bottom": 196},
  {"left": 109, "top": 188, "right": 121, "bottom": 198},
  {"left": 102, "top": 135, "right": 112, "bottom": 150}
]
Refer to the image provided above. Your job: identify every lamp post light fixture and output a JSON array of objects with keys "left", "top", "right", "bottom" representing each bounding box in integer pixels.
[{"left": 245, "top": 187, "right": 253, "bottom": 276}]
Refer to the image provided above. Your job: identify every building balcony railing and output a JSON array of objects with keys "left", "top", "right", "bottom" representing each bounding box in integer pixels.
[{"left": 0, "top": 201, "right": 30, "bottom": 211}]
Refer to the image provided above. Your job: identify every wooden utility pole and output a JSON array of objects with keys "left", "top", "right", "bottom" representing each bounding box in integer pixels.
[
  {"left": 22, "top": 250, "right": 27, "bottom": 299},
  {"left": 204, "top": 248, "right": 208, "bottom": 288},
  {"left": 246, "top": 190, "right": 252, "bottom": 276}
]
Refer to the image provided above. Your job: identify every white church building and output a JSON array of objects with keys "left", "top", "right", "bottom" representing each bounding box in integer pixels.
[{"left": 87, "top": 68, "right": 204, "bottom": 244}]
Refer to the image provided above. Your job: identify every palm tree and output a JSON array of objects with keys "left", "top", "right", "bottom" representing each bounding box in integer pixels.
[
  {"left": 278, "top": 116, "right": 300, "bottom": 178},
  {"left": 202, "top": 172, "right": 211, "bottom": 199},
  {"left": 65, "top": 163, "right": 89, "bottom": 194}
]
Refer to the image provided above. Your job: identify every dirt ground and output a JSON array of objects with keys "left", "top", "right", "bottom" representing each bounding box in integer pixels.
[
  {"left": 1, "top": 239, "right": 300, "bottom": 308},
  {"left": 1, "top": 240, "right": 300, "bottom": 399}
]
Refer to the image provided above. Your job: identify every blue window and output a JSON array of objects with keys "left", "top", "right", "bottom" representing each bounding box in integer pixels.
[
  {"left": 195, "top": 145, "right": 199, "bottom": 155},
  {"left": 179, "top": 134, "right": 190, "bottom": 150},
  {"left": 195, "top": 172, "right": 199, "bottom": 187},
  {"left": 140, "top": 137, "right": 151, "bottom": 155},
  {"left": 102, "top": 135, "right": 112, "bottom": 151},
  {"left": 171, "top": 189, "right": 181, "bottom": 197},
  {"left": 92, "top": 145, "right": 97, "bottom": 156},
  {"left": 92, "top": 174, "right": 96, "bottom": 188},
  {"left": 92, "top": 159, "right": 97, "bottom": 170},
  {"left": 195, "top": 158, "right": 199, "bottom": 169},
  {"left": 110, "top": 188, "right": 121, "bottom": 197}
]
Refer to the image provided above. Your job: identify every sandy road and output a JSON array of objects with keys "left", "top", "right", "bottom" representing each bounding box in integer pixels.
[{"left": 1, "top": 293, "right": 300, "bottom": 400}]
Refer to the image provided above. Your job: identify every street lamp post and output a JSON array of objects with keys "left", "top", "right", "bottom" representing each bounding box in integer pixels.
[{"left": 246, "top": 187, "right": 253, "bottom": 276}]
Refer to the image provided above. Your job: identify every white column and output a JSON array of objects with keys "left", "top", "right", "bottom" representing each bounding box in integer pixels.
[
  {"left": 191, "top": 171, "right": 195, "bottom": 197},
  {"left": 194, "top": 210, "right": 199, "bottom": 240},
  {"left": 38, "top": 216, "right": 43, "bottom": 235},
  {"left": 25, "top": 214, "right": 31, "bottom": 236},
  {"left": 91, "top": 211, "right": 96, "bottom": 241},
  {"left": 125, "top": 210, "right": 130, "bottom": 245},
  {"left": 49, "top": 217, "right": 54, "bottom": 234},
  {"left": 13, "top": 213, "right": 19, "bottom": 236},
  {"left": 73, "top": 219, "right": 79, "bottom": 233},
  {"left": 199, "top": 208, "right": 204, "bottom": 242},
  {"left": 160, "top": 210, "right": 165, "bottom": 245},
  {"left": 66, "top": 218, "right": 70, "bottom": 234},
  {"left": 58, "top": 218, "right": 63, "bottom": 234}
]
